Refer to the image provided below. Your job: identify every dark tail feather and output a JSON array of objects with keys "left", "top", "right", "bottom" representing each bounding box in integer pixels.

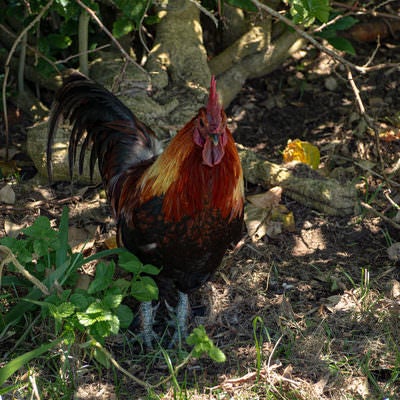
[{"left": 47, "top": 72, "right": 159, "bottom": 187}]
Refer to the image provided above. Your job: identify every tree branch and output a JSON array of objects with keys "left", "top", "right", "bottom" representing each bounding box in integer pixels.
[{"left": 250, "top": 0, "right": 397, "bottom": 73}]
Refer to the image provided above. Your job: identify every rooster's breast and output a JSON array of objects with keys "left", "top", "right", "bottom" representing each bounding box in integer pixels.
[{"left": 118, "top": 195, "right": 243, "bottom": 295}]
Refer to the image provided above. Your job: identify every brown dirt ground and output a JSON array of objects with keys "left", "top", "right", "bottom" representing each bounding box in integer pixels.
[{"left": 1, "top": 36, "right": 400, "bottom": 400}]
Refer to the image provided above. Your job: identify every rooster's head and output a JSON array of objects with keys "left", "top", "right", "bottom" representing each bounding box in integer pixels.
[{"left": 194, "top": 76, "right": 228, "bottom": 167}]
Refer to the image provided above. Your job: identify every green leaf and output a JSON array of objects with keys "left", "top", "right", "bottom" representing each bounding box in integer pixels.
[
  {"left": 330, "top": 16, "right": 358, "bottom": 31},
  {"left": 118, "top": 251, "right": 143, "bottom": 274},
  {"left": 141, "top": 264, "right": 160, "bottom": 276},
  {"left": 23, "top": 216, "right": 56, "bottom": 242},
  {"left": 0, "top": 237, "right": 32, "bottom": 264},
  {"left": 144, "top": 15, "right": 161, "bottom": 25},
  {"left": 86, "top": 301, "right": 108, "bottom": 315},
  {"left": 46, "top": 33, "right": 72, "bottom": 49},
  {"left": 327, "top": 36, "right": 356, "bottom": 55},
  {"left": 56, "top": 206, "right": 70, "bottom": 270},
  {"left": 131, "top": 276, "right": 159, "bottom": 302},
  {"left": 49, "top": 302, "right": 75, "bottom": 320},
  {"left": 88, "top": 261, "right": 115, "bottom": 294},
  {"left": 112, "top": 278, "right": 131, "bottom": 293},
  {"left": 93, "top": 347, "right": 110, "bottom": 368},
  {"left": 289, "top": 0, "right": 330, "bottom": 25},
  {"left": 102, "top": 293, "right": 123, "bottom": 309},
  {"left": 55, "top": 0, "right": 72, "bottom": 9},
  {"left": 33, "top": 240, "right": 51, "bottom": 258},
  {"left": 113, "top": 17, "right": 134, "bottom": 38},
  {"left": 91, "top": 318, "right": 118, "bottom": 338},
  {"left": 76, "top": 311, "right": 96, "bottom": 327},
  {"left": 313, "top": 1, "right": 330, "bottom": 23},
  {"left": 186, "top": 325, "right": 208, "bottom": 348},
  {"left": 115, "top": 304, "right": 134, "bottom": 328},
  {"left": 208, "top": 346, "right": 226, "bottom": 363},
  {"left": 0, "top": 337, "right": 64, "bottom": 386},
  {"left": 114, "top": 0, "right": 148, "bottom": 25},
  {"left": 186, "top": 325, "right": 226, "bottom": 363},
  {"left": 79, "top": 247, "right": 126, "bottom": 266},
  {"left": 70, "top": 291, "right": 95, "bottom": 310},
  {"left": 108, "top": 314, "right": 120, "bottom": 335}
]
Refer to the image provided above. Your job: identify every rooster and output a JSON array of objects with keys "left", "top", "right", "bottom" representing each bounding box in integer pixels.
[{"left": 47, "top": 73, "right": 244, "bottom": 348}]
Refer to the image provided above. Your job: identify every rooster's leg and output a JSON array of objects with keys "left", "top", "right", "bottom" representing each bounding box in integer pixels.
[
  {"left": 168, "top": 291, "right": 189, "bottom": 348},
  {"left": 140, "top": 301, "right": 159, "bottom": 348}
]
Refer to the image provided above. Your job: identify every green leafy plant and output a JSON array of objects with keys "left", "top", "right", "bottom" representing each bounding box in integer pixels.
[
  {"left": 285, "top": 0, "right": 358, "bottom": 54},
  {"left": 0, "top": 207, "right": 159, "bottom": 376},
  {"left": 317, "top": 15, "right": 358, "bottom": 55},
  {"left": 112, "top": 0, "right": 153, "bottom": 38},
  {"left": 287, "top": 0, "right": 331, "bottom": 26},
  {"left": 0, "top": 209, "right": 227, "bottom": 392},
  {"left": 186, "top": 325, "right": 226, "bottom": 363}
]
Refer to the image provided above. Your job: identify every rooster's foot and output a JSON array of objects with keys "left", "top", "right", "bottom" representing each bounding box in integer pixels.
[
  {"left": 165, "top": 291, "right": 189, "bottom": 348},
  {"left": 140, "top": 301, "right": 160, "bottom": 349}
]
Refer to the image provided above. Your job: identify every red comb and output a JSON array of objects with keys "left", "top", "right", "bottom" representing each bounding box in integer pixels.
[{"left": 206, "top": 76, "right": 222, "bottom": 130}]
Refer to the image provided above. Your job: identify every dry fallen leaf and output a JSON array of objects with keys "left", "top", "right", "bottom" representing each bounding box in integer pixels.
[
  {"left": 245, "top": 187, "right": 295, "bottom": 242},
  {"left": 0, "top": 184, "right": 16, "bottom": 204},
  {"left": 387, "top": 242, "right": 400, "bottom": 261},
  {"left": 75, "top": 273, "right": 92, "bottom": 290},
  {"left": 271, "top": 205, "right": 296, "bottom": 232},
  {"left": 69, "top": 226, "right": 95, "bottom": 253},
  {"left": 244, "top": 203, "right": 271, "bottom": 242},
  {"left": 104, "top": 235, "right": 118, "bottom": 249},
  {"left": 4, "top": 219, "right": 25, "bottom": 238},
  {"left": 247, "top": 187, "right": 282, "bottom": 209},
  {"left": 266, "top": 220, "right": 282, "bottom": 239}
]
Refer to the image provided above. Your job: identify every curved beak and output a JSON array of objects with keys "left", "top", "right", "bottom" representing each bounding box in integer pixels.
[{"left": 210, "top": 134, "right": 219, "bottom": 146}]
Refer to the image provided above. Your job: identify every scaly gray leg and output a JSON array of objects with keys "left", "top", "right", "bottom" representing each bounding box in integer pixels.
[
  {"left": 140, "top": 301, "right": 159, "bottom": 349},
  {"left": 168, "top": 291, "right": 189, "bottom": 348}
]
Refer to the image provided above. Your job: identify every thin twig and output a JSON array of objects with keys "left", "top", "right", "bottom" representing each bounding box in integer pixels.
[
  {"left": 0, "top": 24, "right": 60, "bottom": 73},
  {"left": 383, "top": 189, "right": 400, "bottom": 210},
  {"left": 331, "top": 155, "right": 400, "bottom": 188},
  {"left": 362, "top": 36, "right": 381, "bottom": 68},
  {"left": 188, "top": 0, "right": 219, "bottom": 27},
  {"left": 332, "top": 1, "right": 400, "bottom": 21},
  {"left": 152, "top": 350, "right": 194, "bottom": 388},
  {"left": 346, "top": 68, "right": 385, "bottom": 171},
  {"left": 74, "top": 0, "right": 148, "bottom": 76},
  {"left": 346, "top": 68, "right": 367, "bottom": 116},
  {"left": 0, "top": 245, "right": 50, "bottom": 295},
  {"left": 312, "top": 11, "right": 352, "bottom": 33},
  {"left": 250, "top": 0, "right": 400, "bottom": 74},
  {"left": 267, "top": 335, "right": 282, "bottom": 370},
  {"left": 2, "top": 0, "right": 54, "bottom": 160},
  {"left": 55, "top": 44, "right": 111, "bottom": 65},
  {"left": 250, "top": 0, "right": 367, "bottom": 73},
  {"left": 360, "top": 201, "right": 400, "bottom": 229},
  {"left": 138, "top": 0, "right": 153, "bottom": 53},
  {"left": 28, "top": 374, "right": 41, "bottom": 400},
  {"left": 90, "top": 337, "right": 151, "bottom": 389}
]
